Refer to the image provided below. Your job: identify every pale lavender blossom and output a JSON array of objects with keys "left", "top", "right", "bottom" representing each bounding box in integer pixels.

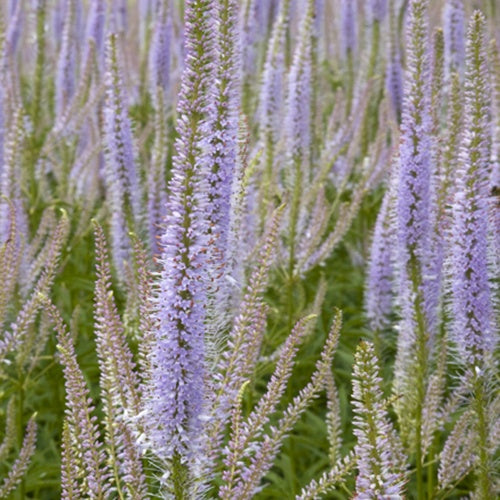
[
  {"left": 365, "top": 174, "right": 397, "bottom": 332},
  {"left": 144, "top": 0, "right": 216, "bottom": 461},
  {"left": 82, "top": 0, "right": 105, "bottom": 69},
  {"left": 352, "top": 342, "right": 407, "bottom": 497},
  {"left": 284, "top": 0, "right": 314, "bottom": 182},
  {"left": 45, "top": 301, "right": 110, "bottom": 499},
  {"left": 340, "top": 0, "right": 357, "bottom": 59},
  {"left": 148, "top": 0, "right": 172, "bottom": 104},
  {"left": 443, "top": 0, "right": 465, "bottom": 78},
  {"left": 51, "top": 0, "right": 65, "bottom": 48},
  {"left": 55, "top": 0, "right": 76, "bottom": 116},
  {"left": 138, "top": 0, "right": 155, "bottom": 49},
  {"left": 282, "top": 0, "right": 315, "bottom": 263},
  {"left": 0, "top": 108, "right": 26, "bottom": 247},
  {"left": 3, "top": 0, "right": 23, "bottom": 62},
  {"left": 258, "top": 0, "right": 290, "bottom": 147},
  {"left": 367, "top": 0, "right": 388, "bottom": 24},
  {"left": 255, "top": 0, "right": 291, "bottom": 225},
  {"left": 112, "top": 0, "right": 128, "bottom": 33},
  {"left": 386, "top": 4, "right": 403, "bottom": 120},
  {"left": 395, "top": 0, "right": 436, "bottom": 352},
  {"left": 241, "top": 0, "right": 261, "bottom": 78},
  {"left": 393, "top": 0, "right": 437, "bottom": 453},
  {"left": 449, "top": 11, "right": 495, "bottom": 365},
  {"left": 102, "top": 33, "right": 141, "bottom": 275},
  {"left": 204, "top": 0, "right": 241, "bottom": 335}
]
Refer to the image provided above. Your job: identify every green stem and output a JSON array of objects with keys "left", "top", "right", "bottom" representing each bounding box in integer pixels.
[
  {"left": 474, "top": 374, "right": 491, "bottom": 499},
  {"left": 172, "top": 453, "right": 189, "bottom": 500},
  {"left": 287, "top": 156, "right": 302, "bottom": 330},
  {"left": 32, "top": 0, "right": 47, "bottom": 130},
  {"left": 372, "top": 329, "right": 383, "bottom": 366},
  {"left": 409, "top": 259, "right": 429, "bottom": 500},
  {"left": 415, "top": 351, "right": 425, "bottom": 500},
  {"left": 427, "top": 434, "right": 436, "bottom": 499},
  {"left": 367, "top": 21, "right": 380, "bottom": 81},
  {"left": 16, "top": 373, "right": 25, "bottom": 500},
  {"left": 260, "top": 133, "right": 275, "bottom": 233},
  {"left": 345, "top": 50, "right": 354, "bottom": 117}
]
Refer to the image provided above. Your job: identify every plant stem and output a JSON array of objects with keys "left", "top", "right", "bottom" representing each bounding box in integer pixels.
[
  {"left": 32, "top": 0, "right": 47, "bottom": 130},
  {"left": 409, "top": 259, "right": 429, "bottom": 500},
  {"left": 172, "top": 453, "right": 189, "bottom": 500},
  {"left": 474, "top": 373, "right": 491, "bottom": 499},
  {"left": 16, "top": 372, "right": 25, "bottom": 500}
]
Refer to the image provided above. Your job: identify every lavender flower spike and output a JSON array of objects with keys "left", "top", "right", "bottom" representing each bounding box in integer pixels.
[
  {"left": 394, "top": 0, "right": 435, "bottom": 378},
  {"left": 393, "top": 1, "right": 435, "bottom": 480},
  {"left": 386, "top": 1, "right": 403, "bottom": 121},
  {"left": 258, "top": 0, "right": 290, "bottom": 149},
  {"left": 352, "top": 342, "right": 407, "bottom": 498},
  {"left": 143, "top": 0, "right": 215, "bottom": 466},
  {"left": 55, "top": 0, "right": 76, "bottom": 117},
  {"left": 450, "top": 11, "right": 494, "bottom": 366},
  {"left": 102, "top": 33, "right": 141, "bottom": 275},
  {"left": 284, "top": 0, "right": 314, "bottom": 186},
  {"left": 368, "top": 0, "right": 388, "bottom": 24},
  {"left": 442, "top": 0, "right": 465, "bottom": 79},
  {"left": 82, "top": 0, "right": 105, "bottom": 70},
  {"left": 340, "top": 0, "right": 357, "bottom": 60},
  {"left": 365, "top": 170, "right": 397, "bottom": 334},
  {"left": 148, "top": 0, "right": 172, "bottom": 106},
  {"left": 205, "top": 0, "right": 241, "bottom": 317}
]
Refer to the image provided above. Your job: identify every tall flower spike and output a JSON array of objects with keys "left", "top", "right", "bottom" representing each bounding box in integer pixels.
[
  {"left": 148, "top": 0, "right": 172, "bottom": 103},
  {"left": 258, "top": 0, "right": 289, "bottom": 138},
  {"left": 386, "top": 0, "right": 403, "bottom": 121},
  {"left": 325, "top": 368, "right": 342, "bottom": 466},
  {"left": 0, "top": 107, "right": 26, "bottom": 247},
  {"left": 204, "top": 0, "right": 241, "bottom": 341},
  {"left": 340, "top": 0, "right": 357, "bottom": 60},
  {"left": 220, "top": 314, "right": 317, "bottom": 499},
  {"left": 491, "top": 38, "right": 500, "bottom": 270},
  {"left": 283, "top": 0, "right": 314, "bottom": 267},
  {"left": 82, "top": 0, "right": 105, "bottom": 70},
  {"left": 393, "top": 2, "right": 435, "bottom": 492},
  {"left": 44, "top": 300, "right": 110, "bottom": 498},
  {"left": 93, "top": 223, "right": 143, "bottom": 418},
  {"left": 51, "top": 0, "right": 65, "bottom": 49},
  {"left": 442, "top": 0, "right": 465, "bottom": 79},
  {"left": 227, "top": 311, "right": 343, "bottom": 499},
  {"left": 394, "top": 0, "right": 434, "bottom": 355},
  {"left": 147, "top": 0, "right": 171, "bottom": 254},
  {"left": 143, "top": 0, "right": 215, "bottom": 466},
  {"left": 55, "top": 0, "right": 76, "bottom": 117},
  {"left": 0, "top": 211, "right": 69, "bottom": 363},
  {"left": 438, "top": 408, "right": 477, "bottom": 492},
  {"left": 449, "top": 11, "right": 494, "bottom": 366},
  {"left": 146, "top": 97, "right": 168, "bottom": 255},
  {"left": 240, "top": 0, "right": 259, "bottom": 84},
  {"left": 199, "top": 209, "right": 282, "bottom": 481},
  {"left": 2, "top": 0, "right": 23, "bottom": 64},
  {"left": 0, "top": 417, "right": 37, "bottom": 499},
  {"left": 368, "top": 0, "right": 388, "bottom": 24},
  {"left": 92, "top": 223, "right": 146, "bottom": 498},
  {"left": 431, "top": 71, "right": 462, "bottom": 325},
  {"left": 256, "top": 0, "right": 290, "bottom": 225},
  {"left": 111, "top": 0, "right": 128, "bottom": 33},
  {"left": 102, "top": 33, "right": 141, "bottom": 276},
  {"left": 352, "top": 341, "right": 407, "bottom": 498},
  {"left": 365, "top": 166, "right": 398, "bottom": 335}
]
